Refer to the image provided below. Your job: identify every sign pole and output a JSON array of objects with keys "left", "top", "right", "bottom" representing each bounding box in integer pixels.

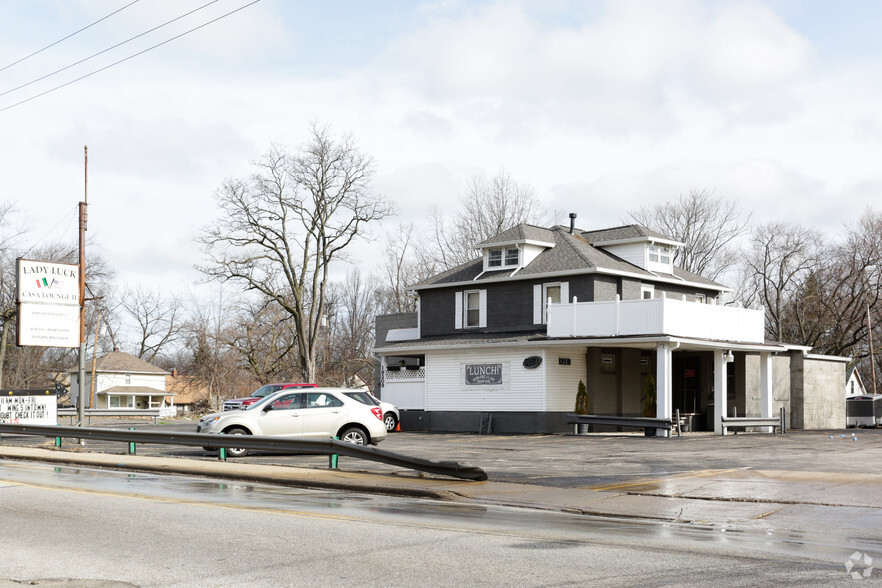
[{"left": 76, "top": 146, "right": 88, "bottom": 426}]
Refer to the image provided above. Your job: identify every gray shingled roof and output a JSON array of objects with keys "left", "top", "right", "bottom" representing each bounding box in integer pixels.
[
  {"left": 376, "top": 331, "right": 547, "bottom": 351},
  {"left": 475, "top": 224, "right": 555, "bottom": 248},
  {"left": 411, "top": 222, "right": 726, "bottom": 291},
  {"left": 414, "top": 226, "right": 659, "bottom": 288},
  {"left": 71, "top": 351, "right": 169, "bottom": 375},
  {"left": 581, "top": 224, "right": 677, "bottom": 245}
]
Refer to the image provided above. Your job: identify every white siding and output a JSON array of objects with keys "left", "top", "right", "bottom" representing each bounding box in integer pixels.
[
  {"left": 601, "top": 243, "right": 646, "bottom": 269},
  {"left": 545, "top": 346, "right": 588, "bottom": 412},
  {"left": 425, "top": 347, "right": 546, "bottom": 411}
]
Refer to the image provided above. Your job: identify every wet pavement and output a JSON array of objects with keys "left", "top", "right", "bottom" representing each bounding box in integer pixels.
[{"left": 2, "top": 420, "right": 882, "bottom": 541}]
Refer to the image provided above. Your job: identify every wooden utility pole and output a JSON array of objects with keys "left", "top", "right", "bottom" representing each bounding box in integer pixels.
[
  {"left": 76, "top": 146, "right": 88, "bottom": 425},
  {"left": 869, "top": 304, "right": 877, "bottom": 396}
]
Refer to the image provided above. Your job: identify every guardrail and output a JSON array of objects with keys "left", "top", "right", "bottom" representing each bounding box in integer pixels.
[
  {"left": 57, "top": 409, "right": 163, "bottom": 424},
  {"left": 566, "top": 413, "right": 673, "bottom": 436},
  {"left": 0, "top": 423, "right": 488, "bottom": 481}
]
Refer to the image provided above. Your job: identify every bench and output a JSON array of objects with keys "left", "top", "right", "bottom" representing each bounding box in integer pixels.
[{"left": 720, "top": 414, "right": 785, "bottom": 434}]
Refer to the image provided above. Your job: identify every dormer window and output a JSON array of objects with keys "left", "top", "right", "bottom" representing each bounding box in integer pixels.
[
  {"left": 488, "top": 250, "right": 502, "bottom": 267},
  {"left": 648, "top": 245, "right": 671, "bottom": 264},
  {"left": 505, "top": 248, "right": 519, "bottom": 265},
  {"left": 486, "top": 247, "right": 520, "bottom": 269}
]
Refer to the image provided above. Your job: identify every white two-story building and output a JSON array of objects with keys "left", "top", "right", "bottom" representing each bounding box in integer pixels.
[
  {"left": 374, "top": 218, "right": 846, "bottom": 434},
  {"left": 69, "top": 350, "right": 175, "bottom": 416}
]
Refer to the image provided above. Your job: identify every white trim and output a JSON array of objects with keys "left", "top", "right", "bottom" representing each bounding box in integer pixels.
[
  {"left": 478, "top": 289, "right": 487, "bottom": 328},
  {"left": 454, "top": 292, "right": 463, "bottom": 330},
  {"left": 413, "top": 266, "right": 731, "bottom": 294},
  {"left": 533, "top": 284, "right": 542, "bottom": 324}
]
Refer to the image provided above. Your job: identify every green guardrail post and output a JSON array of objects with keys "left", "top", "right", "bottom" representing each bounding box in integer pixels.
[
  {"left": 329, "top": 436, "right": 339, "bottom": 469},
  {"left": 55, "top": 424, "right": 62, "bottom": 448},
  {"left": 128, "top": 427, "right": 136, "bottom": 455},
  {"left": 217, "top": 431, "right": 227, "bottom": 461}
]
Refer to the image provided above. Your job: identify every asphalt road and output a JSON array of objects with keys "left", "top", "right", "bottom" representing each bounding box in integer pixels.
[{"left": 0, "top": 460, "right": 862, "bottom": 587}]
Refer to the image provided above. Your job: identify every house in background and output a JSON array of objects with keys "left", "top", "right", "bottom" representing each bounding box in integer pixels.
[
  {"left": 69, "top": 350, "right": 175, "bottom": 416},
  {"left": 374, "top": 217, "right": 847, "bottom": 435},
  {"left": 846, "top": 366, "right": 870, "bottom": 397},
  {"left": 165, "top": 371, "right": 211, "bottom": 416}
]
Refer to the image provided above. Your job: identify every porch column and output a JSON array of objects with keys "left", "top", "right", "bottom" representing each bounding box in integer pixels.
[
  {"left": 760, "top": 351, "right": 773, "bottom": 433},
  {"left": 655, "top": 343, "right": 673, "bottom": 437},
  {"left": 714, "top": 349, "right": 728, "bottom": 435}
]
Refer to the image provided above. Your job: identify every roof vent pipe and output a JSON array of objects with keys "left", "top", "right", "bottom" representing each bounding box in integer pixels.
[{"left": 569, "top": 213, "right": 577, "bottom": 234}]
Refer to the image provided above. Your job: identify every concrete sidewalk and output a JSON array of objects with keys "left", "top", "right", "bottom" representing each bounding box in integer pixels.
[{"left": 3, "top": 442, "right": 882, "bottom": 542}]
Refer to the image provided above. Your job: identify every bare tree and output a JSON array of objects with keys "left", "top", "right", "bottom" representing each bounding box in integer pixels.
[
  {"left": 629, "top": 189, "right": 751, "bottom": 281},
  {"left": 184, "top": 290, "right": 244, "bottom": 411},
  {"left": 740, "top": 221, "right": 822, "bottom": 342},
  {"left": 376, "top": 223, "right": 435, "bottom": 314},
  {"left": 197, "top": 123, "right": 395, "bottom": 383},
  {"left": 325, "top": 268, "right": 379, "bottom": 387},
  {"left": 785, "top": 209, "right": 882, "bottom": 358},
  {"left": 226, "top": 295, "right": 301, "bottom": 384},
  {"left": 116, "top": 286, "right": 184, "bottom": 362},
  {"left": 426, "top": 170, "right": 546, "bottom": 270}
]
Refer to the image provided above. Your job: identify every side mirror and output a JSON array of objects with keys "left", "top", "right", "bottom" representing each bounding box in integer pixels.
[{"left": 263, "top": 404, "right": 274, "bottom": 412}]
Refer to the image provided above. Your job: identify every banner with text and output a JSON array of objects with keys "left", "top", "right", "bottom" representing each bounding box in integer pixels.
[
  {"left": 16, "top": 258, "right": 80, "bottom": 348},
  {"left": 0, "top": 390, "right": 58, "bottom": 425}
]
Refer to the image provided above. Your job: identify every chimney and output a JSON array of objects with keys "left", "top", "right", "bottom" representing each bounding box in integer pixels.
[{"left": 569, "top": 213, "right": 577, "bottom": 234}]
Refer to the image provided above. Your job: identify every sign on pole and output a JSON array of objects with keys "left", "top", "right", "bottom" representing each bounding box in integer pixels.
[
  {"left": 16, "top": 259, "right": 81, "bottom": 348},
  {"left": 0, "top": 389, "right": 58, "bottom": 425}
]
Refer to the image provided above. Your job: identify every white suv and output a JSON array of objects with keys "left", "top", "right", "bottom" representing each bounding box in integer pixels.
[{"left": 196, "top": 388, "right": 388, "bottom": 456}]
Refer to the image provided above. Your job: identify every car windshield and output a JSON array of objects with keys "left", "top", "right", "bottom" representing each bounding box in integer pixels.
[
  {"left": 244, "top": 394, "right": 279, "bottom": 410},
  {"left": 250, "top": 384, "right": 284, "bottom": 398},
  {"left": 343, "top": 391, "right": 379, "bottom": 406}
]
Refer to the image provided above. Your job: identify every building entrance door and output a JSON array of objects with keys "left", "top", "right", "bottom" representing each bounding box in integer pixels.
[{"left": 673, "top": 356, "right": 702, "bottom": 426}]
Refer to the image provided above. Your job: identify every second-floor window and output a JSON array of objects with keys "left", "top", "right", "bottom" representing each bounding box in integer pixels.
[
  {"left": 455, "top": 289, "right": 487, "bottom": 329},
  {"left": 465, "top": 291, "right": 481, "bottom": 327},
  {"left": 533, "top": 281, "right": 568, "bottom": 324}
]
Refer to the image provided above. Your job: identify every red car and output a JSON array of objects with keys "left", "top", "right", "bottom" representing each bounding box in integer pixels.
[{"left": 223, "top": 383, "right": 317, "bottom": 411}]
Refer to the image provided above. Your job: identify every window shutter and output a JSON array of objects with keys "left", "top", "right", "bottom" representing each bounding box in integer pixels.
[
  {"left": 454, "top": 291, "right": 463, "bottom": 330},
  {"left": 533, "top": 284, "right": 542, "bottom": 324},
  {"left": 560, "top": 282, "right": 569, "bottom": 304},
  {"left": 479, "top": 289, "right": 487, "bottom": 328}
]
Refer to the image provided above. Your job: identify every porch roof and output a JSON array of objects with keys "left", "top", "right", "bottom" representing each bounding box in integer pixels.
[
  {"left": 373, "top": 332, "right": 791, "bottom": 355},
  {"left": 99, "top": 385, "right": 172, "bottom": 397}
]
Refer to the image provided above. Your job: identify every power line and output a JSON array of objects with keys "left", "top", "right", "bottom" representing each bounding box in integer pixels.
[
  {"left": 0, "top": 1, "right": 141, "bottom": 73},
  {"left": 0, "top": 0, "right": 262, "bottom": 115},
  {"left": 0, "top": 0, "right": 223, "bottom": 100}
]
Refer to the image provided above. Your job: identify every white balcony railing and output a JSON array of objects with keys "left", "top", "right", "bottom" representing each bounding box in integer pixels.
[{"left": 546, "top": 296, "right": 765, "bottom": 344}]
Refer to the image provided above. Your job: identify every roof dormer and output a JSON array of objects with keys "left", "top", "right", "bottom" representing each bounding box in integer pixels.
[
  {"left": 582, "top": 225, "right": 683, "bottom": 274},
  {"left": 475, "top": 225, "right": 556, "bottom": 274}
]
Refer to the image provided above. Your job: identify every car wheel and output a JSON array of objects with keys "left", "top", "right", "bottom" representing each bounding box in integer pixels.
[
  {"left": 223, "top": 427, "right": 250, "bottom": 457},
  {"left": 339, "top": 426, "right": 368, "bottom": 446},
  {"left": 383, "top": 413, "right": 398, "bottom": 432}
]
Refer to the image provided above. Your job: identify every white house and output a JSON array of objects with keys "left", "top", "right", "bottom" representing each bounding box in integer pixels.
[
  {"left": 374, "top": 219, "right": 848, "bottom": 435},
  {"left": 69, "top": 350, "right": 175, "bottom": 416},
  {"left": 846, "top": 366, "right": 870, "bottom": 397}
]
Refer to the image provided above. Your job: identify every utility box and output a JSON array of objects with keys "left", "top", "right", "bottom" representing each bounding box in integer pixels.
[{"left": 846, "top": 395, "right": 882, "bottom": 428}]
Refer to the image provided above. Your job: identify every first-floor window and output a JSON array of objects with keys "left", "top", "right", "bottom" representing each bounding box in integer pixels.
[{"left": 109, "top": 396, "right": 120, "bottom": 408}]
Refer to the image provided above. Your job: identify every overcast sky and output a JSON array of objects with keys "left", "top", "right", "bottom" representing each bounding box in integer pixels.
[{"left": 2, "top": 0, "right": 882, "bottom": 295}]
